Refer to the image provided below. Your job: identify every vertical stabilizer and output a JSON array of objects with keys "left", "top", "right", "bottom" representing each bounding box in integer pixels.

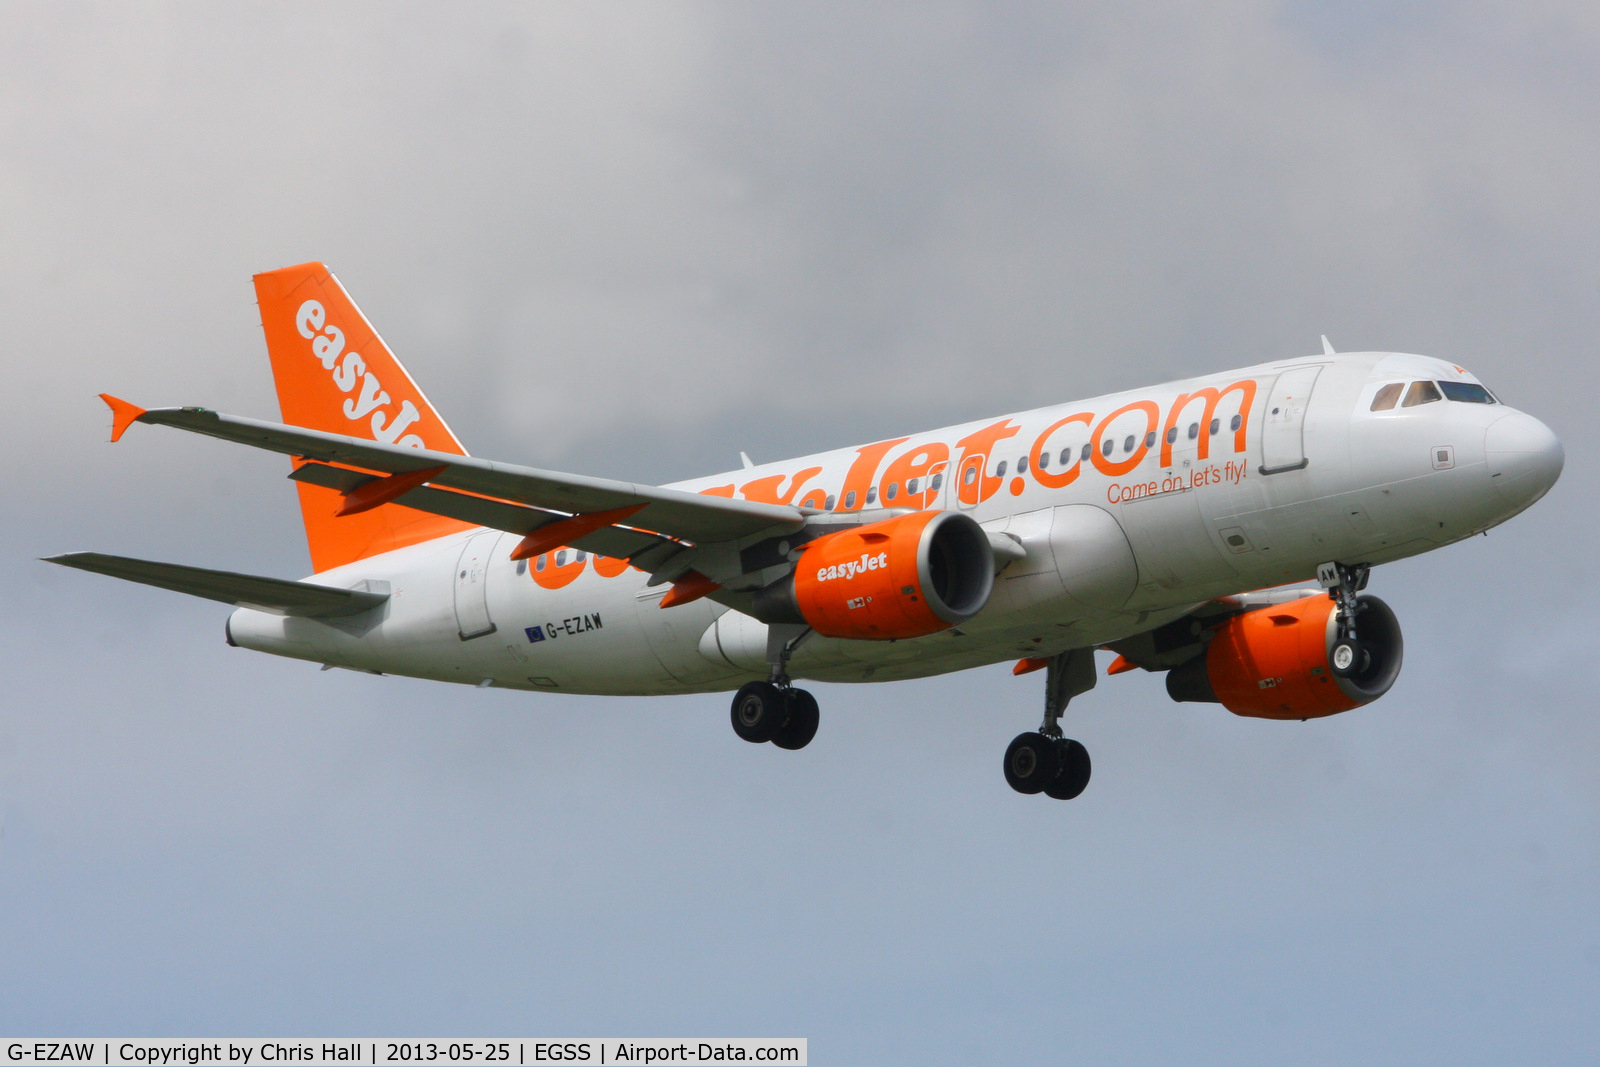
[{"left": 253, "top": 262, "right": 473, "bottom": 572}]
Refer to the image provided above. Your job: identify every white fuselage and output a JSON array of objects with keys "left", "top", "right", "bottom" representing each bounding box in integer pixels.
[{"left": 226, "top": 352, "right": 1562, "bottom": 695}]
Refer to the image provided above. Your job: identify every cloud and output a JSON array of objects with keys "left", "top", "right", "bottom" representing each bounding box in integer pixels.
[{"left": 2, "top": 2, "right": 1597, "bottom": 1055}]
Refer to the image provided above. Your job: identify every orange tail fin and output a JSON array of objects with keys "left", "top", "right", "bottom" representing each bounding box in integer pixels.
[{"left": 254, "top": 262, "right": 473, "bottom": 572}]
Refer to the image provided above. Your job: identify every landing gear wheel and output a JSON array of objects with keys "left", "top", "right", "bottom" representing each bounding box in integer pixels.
[
  {"left": 1003, "top": 732, "right": 1062, "bottom": 795},
  {"left": 771, "top": 689, "right": 820, "bottom": 750},
  {"left": 1044, "top": 739, "right": 1091, "bottom": 800},
  {"left": 1330, "top": 638, "right": 1365, "bottom": 678},
  {"left": 730, "top": 681, "right": 789, "bottom": 743}
]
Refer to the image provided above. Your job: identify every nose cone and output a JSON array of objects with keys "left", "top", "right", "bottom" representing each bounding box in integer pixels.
[{"left": 1485, "top": 411, "right": 1563, "bottom": 506}]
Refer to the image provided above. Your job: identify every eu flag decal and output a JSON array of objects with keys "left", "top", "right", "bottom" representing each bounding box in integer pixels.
[{"left": 525, "top": 626, "right": 546, "bottom": 643}]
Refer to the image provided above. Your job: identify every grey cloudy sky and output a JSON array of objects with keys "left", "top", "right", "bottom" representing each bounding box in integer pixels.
[{"left": 3, "top": 2, "right": 1597, "bottom": 1061}]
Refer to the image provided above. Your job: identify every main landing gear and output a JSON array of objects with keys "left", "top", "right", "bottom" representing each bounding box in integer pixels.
[
  {"left": 730, "top": 622, "right": 819, "bottom": 751},
  {"left": 1318, "top": 561, "right": 1372, "bottom": 679},
  {"left": 1005, "top": 647, "right": 1095, "bottom": 800},
  {"left": 730, "top": 682, "right": 820, "bottom": 749}
]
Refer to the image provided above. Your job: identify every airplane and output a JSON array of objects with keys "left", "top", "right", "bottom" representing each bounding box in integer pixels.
[{"left": 48, "top": 262, "right": 1564, "bottom": 800}]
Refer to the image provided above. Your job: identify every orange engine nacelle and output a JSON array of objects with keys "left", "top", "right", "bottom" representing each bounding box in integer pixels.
[
  {"left": 753, "top": 510, "right": 995, "bottom": 640},
  {"left": 1166, "top": 593, "right": 1404, "bottom": 719}
]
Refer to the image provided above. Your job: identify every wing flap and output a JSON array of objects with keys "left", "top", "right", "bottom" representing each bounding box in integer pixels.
[
  {"left": 122, "top": 405, "right": 803, "bottom": 545},
  {"left": 44, "top": 552, "right": 388, "bottom": 618}
]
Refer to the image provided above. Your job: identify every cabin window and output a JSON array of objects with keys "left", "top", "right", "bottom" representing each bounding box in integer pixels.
[
  {"left": 885, "top": 482, "right": 899, "bottom": 501},
  {"left": 1101, "top": 438, "right": 1114, "bottom": 457},
  {"left": 996, "top": 460, "right": 1008, "bottom": 478},
  {"left": 844, "top": 490, "right": 857, "bottom": 509},
  {"left": 963, "top": 465, "right": 977, "bottom": 486},
  {"left": 1122, "top": 435, "right": 1135, "bottom": 453},
  {"left": 1187, "top": 422, "right": 1199, "bottom": 440},
  {"left": 1402, "top": 380, "right": 1442, "bottom": 407},
  {"left": 1370, "top": 383, "right": 1403, "bottom": 411},
  {"left": 1209, "top": 418, "right": 1220, "bottom": 435},
  {"left": 1038, "top": 451, "right": 1050, "bottom": 470},
  {"left": 1144, "top": 431, "right": 1156, "bottom": 449},
  {"left": 555, "top": 550, "right": 569, "bottom": 567},
  {"left": 931, "top": 472, "right": 943, "bottom": 491},
  {"left": 574, "top": 550, "right": 587, "bottom": 563},
  {"left": 1230, "top": 414, "right": 1242, "bottom": 431},
  {"left": 824, "top": 493, "right": 836, "bottom": 510},
  {"left": 1166, "top": 427, "right": 1178, "bottom": 444},
  {"left": 1018, "top": 456, "right": 1028, "bottom": 473},
  {"left": 1059, "top": 447, "right": 1072, "bottom": 465},
  {"left": 515, "top": 559, "right": 527, "bottom": 576},
  {"left": 866, "top": 487, "right": 878, "bottom": 505},
  {"left": 535, "top": 555, "right": 547, "bottom": 571},
  {"left": 1438, "top": 381, "right": 1496, "bottom": 404},
  {"left": 907, "top": 477, "right": 920, "bottom": 495}
]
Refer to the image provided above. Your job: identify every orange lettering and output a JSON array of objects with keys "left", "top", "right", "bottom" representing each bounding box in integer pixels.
[
  {"left": 1090, "top": 401, "right": 1160, "bottom": 478},
  {"left": 741, "top": 466, "right": 824, "bottom": 506},
  {"left": 838, "top": 438, "right": 907, "bottom": 511},
  {"left": 530, "top": 547, "right": 587, "bottom": 590},
  {"left": 1159, "top": 380, "right": 1257, "bottom": 467},
  {"left": 1028, "top": 413, "right": 1094, "bottom": 489},
  {"left": 879, "top": 442, "right": 950, "bottom": 509},
  {"left": 953, "top": 420, "right": 1022, "bottom": 506}
]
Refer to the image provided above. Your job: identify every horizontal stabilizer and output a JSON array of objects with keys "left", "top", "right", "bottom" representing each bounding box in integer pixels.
[{"left": 44, "top": 552, "right": 388, "bottom": 618}]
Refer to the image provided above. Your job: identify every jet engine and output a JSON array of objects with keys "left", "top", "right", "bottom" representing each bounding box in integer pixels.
[
  {"left": 752, "top": 510, "right": 994, "bottom": 639},
  {"left": 1166, "top": 593, "right": 1403, "bottom": 719}
]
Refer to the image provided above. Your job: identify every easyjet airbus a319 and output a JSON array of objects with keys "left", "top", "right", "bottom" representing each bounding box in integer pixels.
[{"left": 51, "top": 263, "right": 1564, "bottom": 799}]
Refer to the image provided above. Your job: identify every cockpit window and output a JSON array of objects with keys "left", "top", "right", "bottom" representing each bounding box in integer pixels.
[
  {"left": 1437, "top": 381, "right": 1497, "bottom": 404},
  {"left": 1402, "top": 380, "right": 1443, "bottom": 407},
  {"left": 1370, "top": 383, "right": 1403, "bottom": 411}
]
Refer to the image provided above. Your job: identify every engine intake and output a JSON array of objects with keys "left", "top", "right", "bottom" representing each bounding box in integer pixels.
[
  {"left": 1166, "top": 593, "right": 1403, "bottom": 719},
  {"left": 753, "top": 510, "right": 994, "bottom": 639}
]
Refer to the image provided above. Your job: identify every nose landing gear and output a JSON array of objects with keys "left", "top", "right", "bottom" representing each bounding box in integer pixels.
[
  {"left": 1005, "top": 647, "right": 1095, "bottom": 800},
  {"left": 1318, "top": 561, "right": 1372, "bottom": 678}
]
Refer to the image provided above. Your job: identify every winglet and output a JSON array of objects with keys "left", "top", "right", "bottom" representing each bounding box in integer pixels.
[
  {"left": 1321, "top": 335, "right": 1336, "bottom": 357},
  {"left": 99, "top": 394, "right": 147, "bottom": 442}
]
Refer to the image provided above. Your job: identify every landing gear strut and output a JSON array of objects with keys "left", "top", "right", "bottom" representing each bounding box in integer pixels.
[
  {"left": 1004, "top": 648, "right": 1095, "bottom": 800},
  {"left": 1319, "top": 561, "right": 1371, "bottom": 679},
  {"left": 729, "top": 623, "right": 820, "bottom": 750}
]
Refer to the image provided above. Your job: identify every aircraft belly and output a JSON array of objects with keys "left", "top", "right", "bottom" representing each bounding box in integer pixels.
[
  {"left": 1118, "top": 488, "right": 1237, "bottom": 601},
  {"left": 632, "top": 586, "right": 746, "bottom": 689}
]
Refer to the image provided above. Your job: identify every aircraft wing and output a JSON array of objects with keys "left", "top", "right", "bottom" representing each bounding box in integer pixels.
[
  {"left": 44, "top": 552, "right": 388, "bottom": 617},
  {"left": 287, "top": 460, "right": 669, "bottom": 561},
  {"left": 109, "top": 402, "right": 806, "bottom": 549}
]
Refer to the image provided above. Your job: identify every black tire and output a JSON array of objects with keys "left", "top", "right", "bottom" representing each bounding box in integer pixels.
[
  {"left": 772, "top": 689, "right": 820, "bottom": 750},
  {"left": 1003, "top": 732, "right": 1061, "bottom": 795},
  {"left": 730, "top": 681, "right": 789, "bottom": 743},
  {"left": 1330, "top": 638, "right": 1364, "bottom": 678},
  {"left": 1044, "top": 738, "right": 1091, "bottom": 800}
]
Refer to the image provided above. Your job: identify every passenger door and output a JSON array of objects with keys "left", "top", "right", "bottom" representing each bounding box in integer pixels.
[
  {"left": 453, "top": 530, "right": 500, "bottom": 639},
  {"left": 1259, "top": 365, "right": 1324, "bottom": 474}
]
